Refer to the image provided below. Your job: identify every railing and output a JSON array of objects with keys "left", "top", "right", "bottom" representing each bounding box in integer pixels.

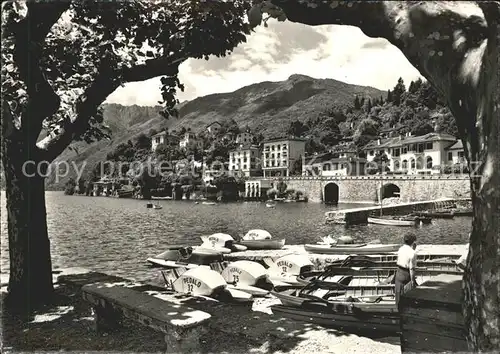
[{"left": 245, "top": 174, "right": 470, "bottom": 182}]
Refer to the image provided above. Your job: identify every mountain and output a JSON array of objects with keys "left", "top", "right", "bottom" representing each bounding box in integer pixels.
[{"left": 45, "top": 74, "right": 385, "bottom": 189}]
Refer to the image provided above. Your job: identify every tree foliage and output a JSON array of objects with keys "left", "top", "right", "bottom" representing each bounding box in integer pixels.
[{"left": 2, "top": 0, "right": 252, "bottom": 162}]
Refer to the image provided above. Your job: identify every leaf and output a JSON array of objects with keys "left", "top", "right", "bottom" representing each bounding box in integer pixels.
[{"left": 248, "top": 5, "right": 263, "bottom": 28}]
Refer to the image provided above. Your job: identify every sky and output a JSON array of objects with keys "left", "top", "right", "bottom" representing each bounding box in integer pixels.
[{"left": 106, "top": 21, "right": 423, "bottom": 106}]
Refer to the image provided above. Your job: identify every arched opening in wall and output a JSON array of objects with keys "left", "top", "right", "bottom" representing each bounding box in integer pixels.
[
  {"left": 410, "top": 158, "right": 416, "bottom": 169},
  {"left": 324, "top": 182, "right": 339, "bottom": 205},
  {"left": 426, "top": 156, "right": 433, "bottom": 169},
  {"left": 416, "top": 156, "right": 424, "bottom": 170},
  {"left": 394, "top": 160, "right": 400, "bottom": 171},
  {"left": 381, "top": 183, "right": 400, "bottom": 200}
]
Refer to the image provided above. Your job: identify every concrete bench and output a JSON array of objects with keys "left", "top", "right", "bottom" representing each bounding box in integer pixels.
[{"left": 82, "top": 283, "right": 211, "bottom": 352}]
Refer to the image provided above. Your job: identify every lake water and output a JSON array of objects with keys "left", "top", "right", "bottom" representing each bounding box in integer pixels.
[{"left": 0, "top": 192, "right": 471, "bottom": 282}]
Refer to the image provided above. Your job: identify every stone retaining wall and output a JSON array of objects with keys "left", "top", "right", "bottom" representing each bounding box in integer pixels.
[{"left": 254, "top": 175, "right": 470, "bottom": 203}]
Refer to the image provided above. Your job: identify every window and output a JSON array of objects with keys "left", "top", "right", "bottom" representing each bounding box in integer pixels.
[
  {"left": 277, "top": 153, "right": 281, "bottom": 158},
  {"left": 394, "top": 160, "right": 400, "bottom": 170},
  {"left": 243, "top": 164, "right": 247, "bottom": 170},
  {"left": 323, "top": 163, "right": 331, "bottom": 171},
  {"left": 403, "top": 147, "right": 408, "bottom": 154},
  {"left": 426, "top": 156, "right": 433, "bottom": 169},
  {"left": 410, "top": 144, "right": 416, "bottom": 152},
  {"left": 402, "top": 160, "right": 408, "bottom": 169},
  {"left": 417, "top": 143, "right": 424, "bottom": 153},
  {"left": 425, "top": 142, "right": 433, "bottom": 150},
  {"left": 448, "top": 152, "right": 453, "bottom": 161},
  {"left": 370, "top": 150, "right": 375, "bottom": 156},
  {"left": 458, "top": 151, "right": 465, "bottom": 158},
  {"left": 283, "top": 144, "right": 287, "bottom": 149},
  {"left": 394, "top": 148, "right": 401, "bottom": 157},
  {"left": 410, "top": 158, "right": 416, "bottom": 169}
]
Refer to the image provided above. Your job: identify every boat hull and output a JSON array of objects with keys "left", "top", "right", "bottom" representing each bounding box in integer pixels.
[
  {"left": 367, "top": 217, "right": 416, "bottom": 226},
  {"left": 147, "top": 246, "right": 223, "bottom": 268},
  {"left": 304, "top": 244, "right": 400, "bottom": 255},
  {"left": 239, "top": 239, "right": 286, "bottom": 250},
  {"left": 271, "top": 304, "right": 399, "bottom": 333}
]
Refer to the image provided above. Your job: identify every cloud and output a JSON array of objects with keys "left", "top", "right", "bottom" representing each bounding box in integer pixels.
[{"left": 106, "top": 21, "right": 423, "bottom": 106}]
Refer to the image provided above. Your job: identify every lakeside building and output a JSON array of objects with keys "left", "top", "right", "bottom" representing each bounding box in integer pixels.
[
  {"left": 151, "top": 131, "right": 167, "bottom": 151},
  {"left": 261, "top": 137, "right": 306, "bottom": 177},
  {"left": 446, "top": 140, "right": 466, "bottom": 165},
  {"left": 151, "top": 131, "right": 180, "bottom": 152},
  {"left": 302, "top": 152, "right": 367, "bottom": 177},
  {"left": 202, "top": 161, "right": 229, "bottom": 185},
  {"left": 179, "top": 132, "right": 202, "bottom": 149},
  {"left": 228, "top": 145, "right": 262, "bottom": 177},
  {"left": 244, "top": 179, "right": 272, "bottom": 199},
  {"left": 362, "top": 132, "right": 462, "bottom": 174},
  {"left": 236, "top": 132, "right": 254, "bottom": 146},
  {"left": 206, "top": 121, "right": 222, "bottom": 135}
]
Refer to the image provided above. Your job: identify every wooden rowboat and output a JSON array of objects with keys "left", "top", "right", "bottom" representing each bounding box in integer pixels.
[
  {"left": 304, "top": 243, "right": 400, "bottom": 255},
  {"left": 367, "top": 216, "right": 416, "bottom": 226},
  {"left": 271, "top": 303, "right": 400, "bottom": 333}
]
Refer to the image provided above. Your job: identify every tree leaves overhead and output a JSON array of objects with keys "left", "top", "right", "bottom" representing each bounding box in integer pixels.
[{"left": 2, "top": 0, "right": 251, "bottom": 155}]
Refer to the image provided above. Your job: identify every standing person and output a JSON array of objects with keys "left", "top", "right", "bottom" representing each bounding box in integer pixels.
[{"left": 395, "top": 233, "right": 418, "bottom": 308}]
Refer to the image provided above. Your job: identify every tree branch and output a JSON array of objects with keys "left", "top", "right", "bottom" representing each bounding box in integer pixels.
[{"left": 37, "top": 54, "right": 187, "bottom": 162}]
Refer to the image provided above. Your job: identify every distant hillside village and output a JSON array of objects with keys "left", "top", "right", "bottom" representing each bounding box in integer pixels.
[{"left": 64, "top": 77, "right": 466, "bottom": 200}]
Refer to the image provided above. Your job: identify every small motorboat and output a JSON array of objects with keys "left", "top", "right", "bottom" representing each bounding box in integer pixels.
[
  {"left": 367, "top": 216, "right": 417, "bottom": 226},
  {"left": 161, "top": 267, "right": 253, "bottom": 303},
  {"left": 202, "top": 201, "right": 217, "bottom": 205},
  {"left": 146, "top": 246, "right": 223, "bottom": 269},
  {"left": 151, "top": 196, "right": 172, "bottom": 200},
  {"left": 304, "top": 243, "right": 400, "bottom": 255},
  {"left": 265, "top": 200, "right": 277, "bottom": 208},
  {"left": 152, "top": 203, "right": 162, "bottom": 209},
  {"left": 199, "top": 233, "right": 247, "bottom": 253}
]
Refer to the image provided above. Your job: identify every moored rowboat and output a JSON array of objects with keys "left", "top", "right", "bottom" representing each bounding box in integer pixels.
[
  {"left": 304, "top": 243, "right": 400, "bottom": 255},
  {"left": 271, "top": 304, "right": 400, "bottom": 333},
  {"left": 367, "top": 217, "right": 416, "bottom": 226}
]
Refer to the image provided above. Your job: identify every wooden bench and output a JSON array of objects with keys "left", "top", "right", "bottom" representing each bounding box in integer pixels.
[
  {"left": 399, "top": 274, "right": 468, "bottom": 352},
  {"left": 82, "top": 282, "right": 211, "bottom": 352}
]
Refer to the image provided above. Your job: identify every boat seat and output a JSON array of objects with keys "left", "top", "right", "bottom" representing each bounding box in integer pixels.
[{"left": 81, "top": 282, "right": 210, "bottom": 352}]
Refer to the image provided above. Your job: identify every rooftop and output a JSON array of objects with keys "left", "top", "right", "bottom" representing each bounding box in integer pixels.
[
  {"left": 446, "top": 140, "right": 464, "bottom": 150},
  {"left": 230, "top": 145, "right": 260, "bottom": 152},
  {"left": 263, "top": 136, "right": 307, "bottom": 143},
  {"left": 152, "top": 130, "right": 168, "bottom": 138},
  {"left": 362, "top": 132, "right": 457, "bottom": 150},
  {"left": 206, "top": 121, "right": 222, "bottom": 128},
  {"left": 304, "top": 152, "right": 367, "bottom": 164}
]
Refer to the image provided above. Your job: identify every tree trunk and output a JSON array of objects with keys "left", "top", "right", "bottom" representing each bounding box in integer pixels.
[{"left": 2, "top": 127, "right": 53, "bottom": 314}]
